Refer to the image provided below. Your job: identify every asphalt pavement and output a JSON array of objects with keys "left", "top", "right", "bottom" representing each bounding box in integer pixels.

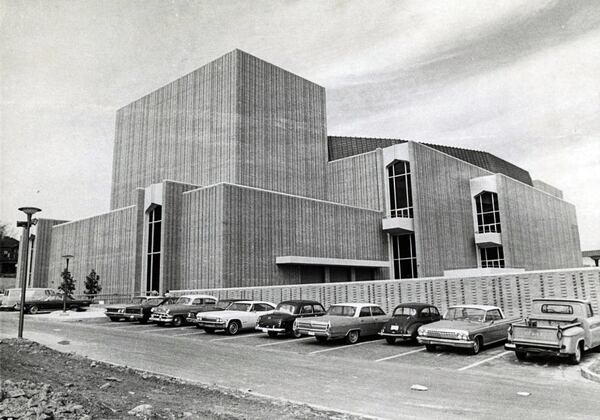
[{"left": 1, "top": 312, "right": 599, "bottom": 420}]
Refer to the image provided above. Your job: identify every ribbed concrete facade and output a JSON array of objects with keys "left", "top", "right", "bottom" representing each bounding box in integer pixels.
[{"left": 25, "top": 49, "right": 581, "bottom": 295}]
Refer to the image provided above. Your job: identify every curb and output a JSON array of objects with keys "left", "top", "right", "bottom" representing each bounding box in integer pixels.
[{"left": 581, "top": 362, "right": 600, "bottom": 384}]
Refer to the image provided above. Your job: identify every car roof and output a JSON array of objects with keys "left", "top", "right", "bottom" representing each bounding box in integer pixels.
[
  {"left": 279, "top": 300, "right": 322, "bottom": 305},
  {"left": 178, "top": 294, "right": 217, "bottom": 299},
  {"left": 448, "top": 304, "right": 501, "bottom": 311},
  {"left": 394, "top": 302, "right": 436, "bottom": 309},
  {"left": 532, "top": 298, "right": 590, "bottom": 304},
  {"left": 229, "top": 300, "right": 275, "bottom": 305},
  {"left": 332, "top": 302, "right": 382, "bottom": 308}
]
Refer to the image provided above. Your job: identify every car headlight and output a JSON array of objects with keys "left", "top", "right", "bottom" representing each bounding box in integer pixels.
[
  {"left": 165, "top": 309, "right": 170, "bottom": 314},
  {"left": 277, "top": 319, "right": 283, "bottom": 327},
  {"left": 118, "top": 308, "right": 125, "bottom": 313},
  {"left": 418, "top": 328, "right": 427, "bottom": 336},
  {"left": 326, "top": 321, "right": 330, "bottom": 331},
  {"left": 150, "top": 308, "right": 156, "bottom": 313},
  {"left": 457, "top": 331, "right": 469, "bottom": 340},
  {"left": 293, "top": 319, "right": 298, "bottom": 329},
  {"left": 187, "top": 312, "right": 193, "bottom": 318},
  {"left": 215, "top": 317, "right": 223, "bottom": 323}
]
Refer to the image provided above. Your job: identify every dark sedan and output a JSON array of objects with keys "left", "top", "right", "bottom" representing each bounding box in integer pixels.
[
  {"left": 379, "top": 303, "right": 441, "bottom": 344},
  {"left": 256, "top": 300, "right": 326, "bottom": 338},
  {"left": 16, "top": 294, "right": 91, "bottom": 314},
  {"left": 120, "top": 296, "right": 179, "bottom": 323}
]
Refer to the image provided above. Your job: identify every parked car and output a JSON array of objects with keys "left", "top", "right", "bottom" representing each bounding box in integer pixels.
[
  {"left": 149, "top": 294, "right": 217, "bottom": 326},
  {"left": 379, "top": 303, "right": 442, "bottom": 344},
  {"left": 294, "top": 302, "right": 389, "bottom": 344},
  {"left": 195, "top": 300, "right": 276, "bottom": 335},
  {"left": 505, "top": 298, "right": 600, "bottom": 364},
  {"left": 105, "top": 296, "right": 154, "bottom": 322},
  {"left": 256, "top": 300, "right": 326, "bottom": 338},
  {"left": 417, "top": 304, "right": 517, "bottom": 355},
  {"left": 106, "top": 296, "right": 179, "bottom": 323},
  {"left": 186, "top": 298, "right": 241, "bottom": 327},
  {"left": 15, "top": 293, "right": 91, "bottom": 314},
  {"left": 1, "top": 288, "right": 58, "bottom": 310}
]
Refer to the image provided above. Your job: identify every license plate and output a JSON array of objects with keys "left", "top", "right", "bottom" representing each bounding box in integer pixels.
[
  {"left": 308, "top": 331, "right": 315, "bottom": 336},
  {"left": 390, "top": 325, "right": 399, "bottom": 331}
]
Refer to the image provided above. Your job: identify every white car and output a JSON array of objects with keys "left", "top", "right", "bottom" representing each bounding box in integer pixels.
[{"left": 195, "top": 300, "right": 276, "bottom": 335}]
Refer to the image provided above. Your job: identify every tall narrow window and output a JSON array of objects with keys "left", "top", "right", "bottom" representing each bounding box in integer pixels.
[
  {"left": 392, "top": 234, "right": 417, "bottom": 279},
  {"left": 388, "top": 160, "right": 413, "bottom": 218},
  {"left": 146, "top": 205, "right": 162, "bottom": 293},
  {"left": 480, "top": 246, "right": 505, "bottom": 268},
  {"left": 475, "top": 191, "right": 501, "bottom": 233}
]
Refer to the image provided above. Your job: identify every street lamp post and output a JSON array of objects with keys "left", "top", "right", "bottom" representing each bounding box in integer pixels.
[
  {"left": 16, "top": 206, "right": 41, "bottom": 339},
  {"left": 61, "top": 254, "right": 74, "bottom": 312}
]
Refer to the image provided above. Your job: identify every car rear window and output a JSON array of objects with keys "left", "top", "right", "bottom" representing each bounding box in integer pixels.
[{"left": 541, "top": 304, "right": 573, "bottom": 314}]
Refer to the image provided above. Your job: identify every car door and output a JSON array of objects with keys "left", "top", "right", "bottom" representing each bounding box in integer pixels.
[
  {"left": 485, "top": 309, "right": 505, "bottom": 343},
  {"left": 370, "top": 306, "right": 388, "bottom": 332},
  {"left": 586, "top": 303, "right": 600, "bottom": 348},
  {"left": 358, "top": 307, "right": 374, "bottom": 335}
]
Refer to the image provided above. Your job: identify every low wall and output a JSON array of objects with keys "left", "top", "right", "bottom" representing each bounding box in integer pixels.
[{"left": 173, "top": 267, "right": 600, "bottom": 318}]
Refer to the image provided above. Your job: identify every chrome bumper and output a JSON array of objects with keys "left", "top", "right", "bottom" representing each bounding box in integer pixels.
[
  {"left": 149, "top": 314, "right": 173, "bottom": 323},
  {"left": 379, "top": 332, "right": 413, "bottom": 339},
  {"left": 296, "top": 328, "right": 330, "bottom": 338},
  {"left": 417, "top": 336, "right": 475, "bottom": 348},
  {"left": 256, "top": 326, "right": 286, "bottom": 333},
  {"left": 196, "top": 320, "right": 226, "bottom": 329}
]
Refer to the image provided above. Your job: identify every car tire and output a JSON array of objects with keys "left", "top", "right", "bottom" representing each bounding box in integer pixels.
[
  {"left": 569, "top": 343, "right": 583, "bottom": 365},
  {"left": 267, "top": 331, "right": 278, "bottom": 338},
  {"left": 227, "top": 321, "right": 240, "bottom": 335},
  {"left": 515, "top": 350, "right": 527, "bottom": 361},
  {"left": 316, "top": 336, "right": 328, "bottom": 343},
  {"left": 385, "top": 337, "right": 396, "bottom": 345},
  {"left": 425, "top": 344, "right": 436, "bottom": 352},
  {"left": 470, "top": 337, "right": 483, "bottom": 355},
  {"left": 28, "top": 306, "right": 39, "bottom": 315},
  {"left": 345, "top": 330, "right": 360, "bottom": 345},
  {"left": 172, "top": 316, "right": 184, "bottom": 327},
  {"left": 291, "top": 329, "right": 302, "bottom": 338},
  {"left": 204, "top": 328, "right": 215, "bottom": 334},
  {"left": 139, "top": 317, "right": 149, "bottom": 324}
]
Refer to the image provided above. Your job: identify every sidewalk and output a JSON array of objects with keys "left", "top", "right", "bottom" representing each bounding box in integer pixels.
[
  {"left": 582, "top": 358, "right": 600, "bottom": 384},
  {"left": 34, "top": 304, "right": 107, "bottom": 322}
]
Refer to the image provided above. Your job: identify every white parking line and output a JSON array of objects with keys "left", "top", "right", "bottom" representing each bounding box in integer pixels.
[
  {"left": 375, "top": 347, "right": 426, "bottom": 362},
  {"left": 211, "top": 333, "right": 262, "bottom": 342},
  {"left": 256, "top": 337, "right": 313, "bottom": 347},
  {"left": 458, "top": 351, "right": 511, "bottom": 371},
  {"left": 308, "top": 340, "right": 377, "bottom": 355},
  {"left": 171, "top": 331, "right": 205, "bottom": 337}
]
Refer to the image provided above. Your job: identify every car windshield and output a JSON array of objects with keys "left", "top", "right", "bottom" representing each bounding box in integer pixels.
[
  {"left": 444, "top": 307, "right": 486, "bottom": 322},
  {"left": 227, "top": 303, "right": 251, "bottom": 312},
  {"left": 176, "top": 297, "right": 191, "bottom": 304},
  {"left": 327, "top": 305, "right": 356, "bottom": 317},
  {"left": 394, "top": 307, "right": 417, "bottom": 317},
  {"left": 144, "top": 298, "right": 164, "bottom": 306},
  {"left": 276, "top": 303, "right": 297, "bottom": 314},
  {"left": 131, "top": 297, "right": 147, "bottom": 304},
  {"left": 215, "top": 301, "right": 234, "bottom": 309}
]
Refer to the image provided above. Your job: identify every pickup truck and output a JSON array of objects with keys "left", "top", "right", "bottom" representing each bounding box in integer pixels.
[{"left": 505, "top": 298, "right": 600, "bottom": 364}]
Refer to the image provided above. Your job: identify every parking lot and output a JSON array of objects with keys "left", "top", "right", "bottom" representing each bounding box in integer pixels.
[{"left": 72, "top": 316, "right": 598, "bottom": 384}]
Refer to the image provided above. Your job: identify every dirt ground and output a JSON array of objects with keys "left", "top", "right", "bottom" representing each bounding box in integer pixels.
[{"left": 0, "top": 339, "right": 365, "bottom": 419}]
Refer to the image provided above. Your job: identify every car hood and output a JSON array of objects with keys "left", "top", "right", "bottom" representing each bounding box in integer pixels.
[
  {"left": 153, "top": 304, "right": 192, "bottom": 313},
  {"left": 422, "top": 319, "right": 485, "bottom": 332},
  {"left": 105, "top": 303, "right": 131, "bottom": 310}
]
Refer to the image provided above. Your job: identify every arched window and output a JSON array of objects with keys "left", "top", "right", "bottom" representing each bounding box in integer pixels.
[
  {"left": 388, "top": 160, "right": 413, "bottom": 218},
  {"left": 146, "top": 205, "right": 162, "bottom": 293},
  {"left": 474, "top": 191, "right": 501, "bottom": 233}
]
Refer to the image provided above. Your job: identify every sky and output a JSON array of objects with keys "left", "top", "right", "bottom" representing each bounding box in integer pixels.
[{"left": 1, "top": 0, "right": 599, "bottom": 250}]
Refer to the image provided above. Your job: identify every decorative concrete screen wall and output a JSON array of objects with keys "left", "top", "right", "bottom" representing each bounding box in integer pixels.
[{"left": 174, "top": 268, "right": 600, "bottom": 318}]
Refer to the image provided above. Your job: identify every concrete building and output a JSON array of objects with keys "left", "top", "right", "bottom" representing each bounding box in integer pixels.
[{"left": 21, "top": 50, "right": 581, "bottom": 295}]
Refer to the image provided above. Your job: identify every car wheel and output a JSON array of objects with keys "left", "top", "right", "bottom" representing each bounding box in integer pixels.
[
  {"left": 470, "top": 337, "right": 483, "bottom": 355},
  {"left": 227, "top": 321, "right": 240, "bottom": 335},
  {"left": 425, "top": 344, "right": 436, "bottom": 352},
  {"left": 28, "top": 306, "right": 39, "bottom": 315},
  {"left": 139, "top": 316, "right": 149, "bottom": 324},
  {"left": 204, "top": 328, "right": 215, "bottom": 334},
  {"left": 385, "top": 337, "right": 396, "bottom": 345},
  {"left": 172, "top": 316, "right": 184, "bottom": 327},
  {"left": 267, "top": 331, "right": 278, "bottom": 338},
  {"left": 515, "top": 350, "right": 527, "bottom": 361},
  {"left": 569, "top": 343, "right": 583, "bottom": 365},
  {"left": 316, "top": 336, "right": 328, "bottom": 343},
  {"left": 291, "top": 329, "right": 302, "bottom": 338},
  {"left": 345, "top": 330, "right": 360, "bottom": 345}
]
